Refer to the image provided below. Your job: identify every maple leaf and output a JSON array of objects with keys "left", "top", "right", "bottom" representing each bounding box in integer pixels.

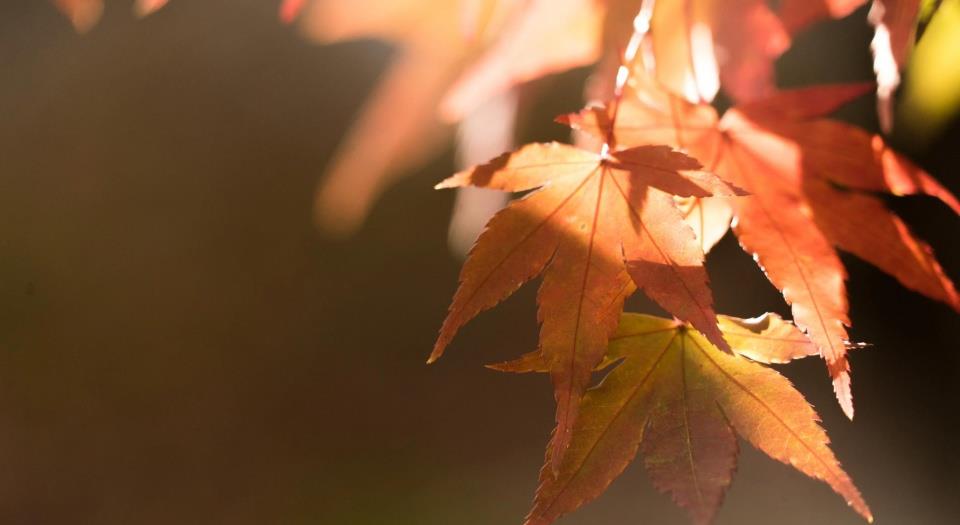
[
  {"left": 296, "top": 0, "right": 605, "bottom": 234},
  {"left": 430, "top": 139, "right": 745, "bottom": 471},
  {"left": 561, "top": 76, "right": 960, "bottom": 419},
  {"left": 501, "top": 312, "right": 871, "bottom": 525}
]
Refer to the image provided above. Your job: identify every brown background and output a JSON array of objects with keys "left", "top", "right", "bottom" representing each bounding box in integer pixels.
[{"left": 0, "top": 1, "right": 957, "bottom": 523}]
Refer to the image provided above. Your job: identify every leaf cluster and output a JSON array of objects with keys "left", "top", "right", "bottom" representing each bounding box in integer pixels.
[
  {"left": 55, "top": 1, "right": 958, "bottom": 523},
  {"left": 419, "top": 1, "right": 957, "bottom": 524}
]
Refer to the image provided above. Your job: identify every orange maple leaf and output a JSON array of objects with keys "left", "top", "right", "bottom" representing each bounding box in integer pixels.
[
  {"left": 430, "top": 139, "right": 745, "bottom": 471},
  {"left": 500, "top": 313, "right": 871, "bottom": 525},
  {"left": 561, "top": 76, "right": 960, "bottom": 419}
]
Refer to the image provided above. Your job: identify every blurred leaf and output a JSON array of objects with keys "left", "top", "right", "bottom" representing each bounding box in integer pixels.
[
  {"left": 635, "top": 0, "right": 792, "bottom": 103},
  {"left": 898, "top": 0, "right": 960, "bottom": 146},
  {"left": 53, "top": 0, "right": 168, "bottom": 32},
  {"left": 53, "top": 0, "right": 103, "bottom": 32},
  {"left": 279, "top": 0, "right": 306, "bottom": 24},
  {"left": 447, "top": 89, "right": 518, "bottom": 257},
  {"left": 868, "top": 0, "right": 922, "bottom": 131},
  {"left": 776, "top": 0, "right": 925, "bottom": 132},
  {"left": 298, "top": 0, "right": 603, "bottom": 235}
]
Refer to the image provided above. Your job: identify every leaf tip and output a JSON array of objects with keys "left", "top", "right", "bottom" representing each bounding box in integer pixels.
[
  {"left": 851, "top": 495, "right": 874, "bottom": 523},
  {"left": 728, "top": 182, "right": 750, "bottom": 197},
  {"left": 833, "top": 372, "right": 855, "bottom": 420},
  {"left": 435, "top": 175, "right": 462, "bottom": 190},
  {"left": 426, "top": 340, "right": 447, "bottom": 365},
  {"left": 485, "top": 356, "right": 540, "bottom": 373}
]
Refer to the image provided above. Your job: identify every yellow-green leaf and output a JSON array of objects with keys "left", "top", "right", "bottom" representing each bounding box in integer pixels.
[{"left": 521, "top": 313, "right": 871, "bottom": 525}]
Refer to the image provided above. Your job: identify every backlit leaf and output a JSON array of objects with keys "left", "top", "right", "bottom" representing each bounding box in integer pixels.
[
  {"left": 516, "top": 313, "right": 872, "bottom": 525},
  {"left": 562, "top": 75, "right": 960, "bottom": 418},
  {"left": 431, "top": 139, "right": 744, "bottom": 471}
]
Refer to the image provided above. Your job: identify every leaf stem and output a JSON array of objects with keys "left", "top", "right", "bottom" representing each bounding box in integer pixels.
[{"left": 604, "top": 2, "right": 655, "bottom": 151}]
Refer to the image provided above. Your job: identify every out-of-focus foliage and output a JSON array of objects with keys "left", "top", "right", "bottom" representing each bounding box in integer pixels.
[
  {"left": 53, "top": 0, "right": 167, "bottom": 32},
  {"left": 287, "top": 0, "right": 853, "bottom": 238},
  {"left": 633, "top": 0, "right": 791, "bottom": 103},
  {"left": 899, "top": 0, "right": 960, "bottom": 146},
  {"left": 282, "top": 0, "right": 941, "bottom": 245},
  {"left": 292, "top": 0, "right": 603, "bottom": 236},
  {"left": 866, "top": 0, "right": 922, "bottom": 131},
  {"left": 778, "top": 0, "right": 922, "bottom": 132}
]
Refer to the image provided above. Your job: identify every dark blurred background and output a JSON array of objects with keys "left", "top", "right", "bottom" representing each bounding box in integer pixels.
[{"left": 0, "top": 1, "right": 957, "bottom": 523}]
